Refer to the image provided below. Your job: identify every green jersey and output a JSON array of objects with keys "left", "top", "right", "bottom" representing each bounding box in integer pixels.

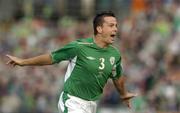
[{"left": 51, "top": 38, "right": 123, "bottom": 101}]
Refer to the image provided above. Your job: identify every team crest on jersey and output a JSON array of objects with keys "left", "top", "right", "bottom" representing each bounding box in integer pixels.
[{"left": 109, "top": 57, "right": 115, "bottom": 65}]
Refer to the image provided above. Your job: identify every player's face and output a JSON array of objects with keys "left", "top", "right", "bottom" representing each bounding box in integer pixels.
[{"left": 100, "top": 16, "right": 118, "bottom": 45}]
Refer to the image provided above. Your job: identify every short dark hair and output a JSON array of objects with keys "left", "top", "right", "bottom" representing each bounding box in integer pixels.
[{"left": 93, "top": 11, "right": 116, "bottom": 35}]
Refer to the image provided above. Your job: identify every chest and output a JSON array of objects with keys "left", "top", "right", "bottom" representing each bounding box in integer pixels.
[{"left": 77, "top": 47, "right": 117, "bottom": 75}]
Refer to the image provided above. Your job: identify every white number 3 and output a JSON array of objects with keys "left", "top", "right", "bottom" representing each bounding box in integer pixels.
[{"left": 99, "top": 58, "right": 105, "bottom": 70}]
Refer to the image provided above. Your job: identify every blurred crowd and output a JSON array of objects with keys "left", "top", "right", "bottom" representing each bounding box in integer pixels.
[{"left": 0, "top": 0, "right": 180, "bottom": 113}]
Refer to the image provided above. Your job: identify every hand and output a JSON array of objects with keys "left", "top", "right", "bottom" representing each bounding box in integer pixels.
[
  {"left": 6, "top": 54, "right": 24, "bottom": 66},
  {"left": 121, "top": 92, "right": 137, "bottom": 108}
]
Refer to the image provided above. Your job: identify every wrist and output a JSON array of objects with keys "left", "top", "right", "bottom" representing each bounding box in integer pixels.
[
  {"left": 121, "top": 92, "right": 128, "bottom": 98},
  {"left": 20, "top": 59, "right": 26, "bottom": 66},
  {"left": 120, "top": 92, "right": 137, "bottom": 100}
]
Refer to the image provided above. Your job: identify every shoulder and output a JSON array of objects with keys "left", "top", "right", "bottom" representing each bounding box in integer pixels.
[
  {"left": 108, "top": 46, "right": 122, "bottom": 63},
  {"left": 66, "top": 38, "right": 93, "bottom": 49},
  {"left": 76, "top": 37, "right": 94, "bottom": 45},
  {"left": 109, "top": 45, "right": 121, "bottom": 55}
]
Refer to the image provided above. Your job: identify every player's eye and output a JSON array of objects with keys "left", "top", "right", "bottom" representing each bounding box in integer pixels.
[{"left": 109, "top": 24, "right": 114, "bottom": 27}]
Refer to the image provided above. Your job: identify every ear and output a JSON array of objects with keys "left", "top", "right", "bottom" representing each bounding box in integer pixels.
[{"left": 97, "top": 26, "right": 102, "bottom": 34}]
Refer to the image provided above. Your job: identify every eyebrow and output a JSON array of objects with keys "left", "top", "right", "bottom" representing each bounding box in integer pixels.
[{"left": 106, "top": 22, "right": 117, "bottom": 26}]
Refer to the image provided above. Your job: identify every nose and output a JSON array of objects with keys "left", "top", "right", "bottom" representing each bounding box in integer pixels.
[{"left": 113, "top": 26, "right": 118, "bottom": 33}]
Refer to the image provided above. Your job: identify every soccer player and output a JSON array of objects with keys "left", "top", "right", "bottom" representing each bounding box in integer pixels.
[{"left": 6, "top": 11, "right": 137, "bottom": 113}]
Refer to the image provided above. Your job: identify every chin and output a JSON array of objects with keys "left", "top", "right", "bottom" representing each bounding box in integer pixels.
[
  {"left": 108, "top": 41, "right": 114, "bottom": 44},
  {"left": 110, "top": 40, "right": 115, "bottom": 43}
]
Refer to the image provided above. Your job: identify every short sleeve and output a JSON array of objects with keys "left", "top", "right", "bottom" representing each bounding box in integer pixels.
[
  {"left": 51, "top": 41, "right": 78, "bottom": 64},
  {"left": 110, "top": 56, "right": 123, "bottom": 80}
]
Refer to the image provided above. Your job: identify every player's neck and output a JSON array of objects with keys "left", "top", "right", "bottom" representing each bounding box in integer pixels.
[{"left": 94, "top": 35, "right": 109, "bottom": 48}]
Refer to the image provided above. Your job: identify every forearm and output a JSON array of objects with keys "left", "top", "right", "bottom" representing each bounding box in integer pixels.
[
  {"left": 21, "top": 54, "right": 53, "bottom": 66},
  {"left": 113, "top": 76, "right": 127, "bottom": 96},
  {"left": 113, "top": 76, "right": 137, "bottom": 108}
]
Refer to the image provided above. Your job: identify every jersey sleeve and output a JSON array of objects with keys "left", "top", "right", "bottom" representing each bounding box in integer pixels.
[
  {"left": 51, "top": 41, "right": 78, "bottom": 64},
  {"left": 110, "top": 56, "right": 123, "bottom": 80}
]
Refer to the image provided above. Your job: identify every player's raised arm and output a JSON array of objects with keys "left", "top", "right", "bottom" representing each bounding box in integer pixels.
[
  {"left": 6, "top": 53, "right": 53, "bottom": 67},
  {"left": 113, "top": 76, "right": 137, "bottom": 108}
]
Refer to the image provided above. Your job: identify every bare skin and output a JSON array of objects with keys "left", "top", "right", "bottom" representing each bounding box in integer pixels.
[
  {"left": 94, "top": 16, "right": 118, "bottom": 48},
  {"left": 113, "top": 76, "right": 138, "bottom": 108},
  {"left": 6, "top": 54, "right": 52, "bottom": 66}
]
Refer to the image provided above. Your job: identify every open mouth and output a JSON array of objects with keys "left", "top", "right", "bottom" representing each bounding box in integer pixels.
[{"left": 110, "top": 34, "right": 116, "bottom": 37}]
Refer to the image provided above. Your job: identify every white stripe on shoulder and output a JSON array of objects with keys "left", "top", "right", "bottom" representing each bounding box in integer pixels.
[{"left": 77, "top": 42, "right": 93, "bottom": 45}]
